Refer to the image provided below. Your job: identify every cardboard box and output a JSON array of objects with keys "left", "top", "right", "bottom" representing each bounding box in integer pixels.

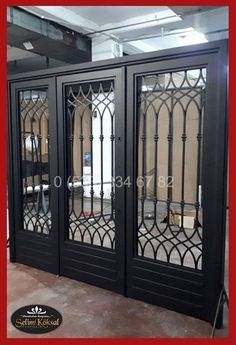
[{"left": 170, "top": 208, "right": 202, "bottom": 229}]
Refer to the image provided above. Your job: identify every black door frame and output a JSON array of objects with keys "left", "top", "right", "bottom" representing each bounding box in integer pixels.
[
  {"left": 126, "top": 51, "right": 228, "bottom": 323},
  {"left": 8, "top": 40, "right": 228, "bottom": 324},
  {"left": 56, "top": 68, "right": 126, "bottom": 293},
  {"left": 9, "top": 77, "right": 59, "bottom": 274}
]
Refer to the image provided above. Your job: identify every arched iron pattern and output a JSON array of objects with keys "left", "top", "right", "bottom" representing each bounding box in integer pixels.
[
  {"left": 20, "top": 89, "right": 51, "bottom": 235},
  {"left": 66, "top": 80, "right": 116, "bottom": 249},
  {"left": 136, "top": 68, "right": 206, "bottom": 270}
]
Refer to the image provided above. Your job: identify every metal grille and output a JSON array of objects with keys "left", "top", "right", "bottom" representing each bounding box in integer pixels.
[
  {"left": 137, "top": 68, "right": 206, "bottom": 269},
  {"left": 66, "top": 80, "right": 115, "bottom": 249},
  {"left": 20, "top": 89, "right": 51, "bottom": 235}
]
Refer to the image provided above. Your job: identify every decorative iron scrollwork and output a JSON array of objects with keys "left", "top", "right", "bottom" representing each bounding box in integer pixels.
[
  {"left": 66, "top": 81, "right": 115, "bottom": 249},
  {"left": 20, "top": 90, "right": 51, "bottom": 235},
  {"left": 137, "top": 68, "right": 206, "bottom": 269}
]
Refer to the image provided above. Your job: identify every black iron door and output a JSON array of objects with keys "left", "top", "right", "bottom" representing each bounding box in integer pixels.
[
  {"left": 57, "top": 69, "right": 125, "bottom": 293},
  {"left": 9, "top": 78, "right": 59, "bottom": 274},
  {"left": 126, "top": 50, "right": 227, "bottom": 323},
  {"left": 8, "top": 41, "right": 227, "bottom": 324}
]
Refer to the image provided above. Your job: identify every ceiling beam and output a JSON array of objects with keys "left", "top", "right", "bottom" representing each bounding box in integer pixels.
[{"left": 8, "top": 7, "right": 92, "bottom": 64}]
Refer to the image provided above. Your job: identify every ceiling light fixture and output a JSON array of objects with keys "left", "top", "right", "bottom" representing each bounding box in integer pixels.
[
  {"left": 181, "top": 31, "right": 208, "bottom": 45},
  {"left": 161, "top": 27, "right": 165, "bottom": 38},
  {"left": 23, "top": 41, "right": 34, "bottom": 50}
]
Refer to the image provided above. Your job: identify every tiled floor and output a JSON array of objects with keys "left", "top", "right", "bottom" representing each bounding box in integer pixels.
[{"left": 7, "top": 257, "right": 228, "bottom": 338}]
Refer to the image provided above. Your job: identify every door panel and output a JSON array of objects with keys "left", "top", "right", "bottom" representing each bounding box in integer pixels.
[
  {"left": 126, "top": 52, "right": 227, "bottom": 323},
  {"left": 10, "top": 78, "right": 59, "bottom": 274},
  {"left": 57, "top": 69, "right": 125, "bottom": 293},
  {"left": 9, "top": 41, "right": 227, "bottom": 324},
  {"left": 66, "top": 80, "right": 116, "bottom": 249},
  {"left": 136, "top": 69, "right": 205, "bottom": 269},
  {"left": 20, "top": 89, "right": 51, "bottom": 236}
]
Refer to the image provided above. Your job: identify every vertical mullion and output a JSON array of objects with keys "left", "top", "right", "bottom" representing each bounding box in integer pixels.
[
  {"left": 141, "top": 87, "right": 147, "bottom": 222},
  {"left": 80, "top": 109, "right": 84, "bottom": 214},
  {"left": 38, "top": 112, "right": 43, "bottom": 188},
  {"left": 180, "top": 109, "right": 187, "bottom": 229},
  {"left": 70, "top": 108, "right": 75, "bottom": 217},
  {"left": 110, "top": 106, "right": 115, "bottom": 220},
  {"left": 46, "top": 113, "right": 51, "bottom": 234},
  {"left": 22, "top": 113, "right": 28, "bottom": 217},
  {"left": 153, "top": 95, "right": 158, "bottom": 225},
  {"left": 195, "top": 86, "right": 204, "bottom": 224},
  {"left": 168, "top": 90, "right": 173, "bottom": 201},
  {"left": 30, "top": 94, "right": 37, "bottom": 231},
  {"left": 38, "top": 105, "right": 43, "bottom": 233},
  {"left": 167, "top": 88, "right": 174, "bottom": 225},
  {"left": 90, "top": 103, "right": 94, "bottom": 216},
  {"left": 67, "top": 94, "right": 76, "bottom": 239},
  {"left": 100, "top": 102, "right": 104, "bottom": 216}
]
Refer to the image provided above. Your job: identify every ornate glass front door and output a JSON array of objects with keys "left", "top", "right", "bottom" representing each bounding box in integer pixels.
[
  {"left": 10, "top": 78, "right": 58, "bottom": 274},
  {"left": 57, "top": 69, "right": 125, "bottom": 293}
]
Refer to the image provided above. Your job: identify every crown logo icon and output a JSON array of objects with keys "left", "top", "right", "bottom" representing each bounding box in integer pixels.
[{"left": 27, "top": 306, "right": 46, "bottom": 315}]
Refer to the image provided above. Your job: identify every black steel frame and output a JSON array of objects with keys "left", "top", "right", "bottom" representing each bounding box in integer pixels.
[
  {"left": 56, "top": 69, "right": 125, "bottom": 293},
  {"left": 8, "top": 40, "right": 228, "bottom": 325},
  {"left": 9, "top": 78, "right": 59, "bottom": 274},
  {"left": 126, "top": 52, "right": 228, "bottom": 323}
]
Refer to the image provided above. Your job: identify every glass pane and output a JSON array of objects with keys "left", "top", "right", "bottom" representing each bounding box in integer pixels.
[
  {"left": 66, "top": 80, "right": 115, "bottom": 249},
  {"left": 20, "top": 89, "right": 51, "bottom": 235},
  {"left": 137, "top": 68, "right": 206, "bottom": 270}
]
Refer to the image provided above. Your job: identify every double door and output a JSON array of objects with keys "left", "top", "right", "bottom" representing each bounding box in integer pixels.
[{"left": 9, "top": 44, "right": 227, "bottom": 324}]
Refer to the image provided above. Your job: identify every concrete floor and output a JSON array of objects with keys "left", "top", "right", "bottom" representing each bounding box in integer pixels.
[{"left": 7, "top": 256, "right": 228, "bottom": 338}]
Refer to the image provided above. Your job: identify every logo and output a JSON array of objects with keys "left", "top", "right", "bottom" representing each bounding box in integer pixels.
[{"left": 11, "top": 305, "right": 63, "bottom": 334}]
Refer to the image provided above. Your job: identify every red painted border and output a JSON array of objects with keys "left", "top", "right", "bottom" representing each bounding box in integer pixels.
[
  {"left": 4, "top": 1, "right": 234, "bottom": 5},
  {"left": 0, "top": 1, "right": 7, "bottom": 343},
  {"left": 1, "top": 1, "right": 235, "bottom": 344}
]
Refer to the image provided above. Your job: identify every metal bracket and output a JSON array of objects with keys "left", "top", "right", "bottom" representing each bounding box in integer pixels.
[{"left": 211, "top": 287, "right": 229, "bottom": 338}]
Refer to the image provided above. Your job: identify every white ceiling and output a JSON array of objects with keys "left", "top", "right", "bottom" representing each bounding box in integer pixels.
[
  {"left": 10, "top": 6, "right": 228, "bottom": 61},
  {"left": 69, "top": 6, "right": 170, "bottom": 26}
]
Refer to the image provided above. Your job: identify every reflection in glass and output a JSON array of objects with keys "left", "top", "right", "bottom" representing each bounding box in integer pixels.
[
  {"left": 137, "top": 69, "right": 206, "bottom": 269},
  {"left": 20, "top": 89, "right": 51, "bottom": 235},
  {"left": 66, "top": 80, "right": 115, "bottom": 249}
]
